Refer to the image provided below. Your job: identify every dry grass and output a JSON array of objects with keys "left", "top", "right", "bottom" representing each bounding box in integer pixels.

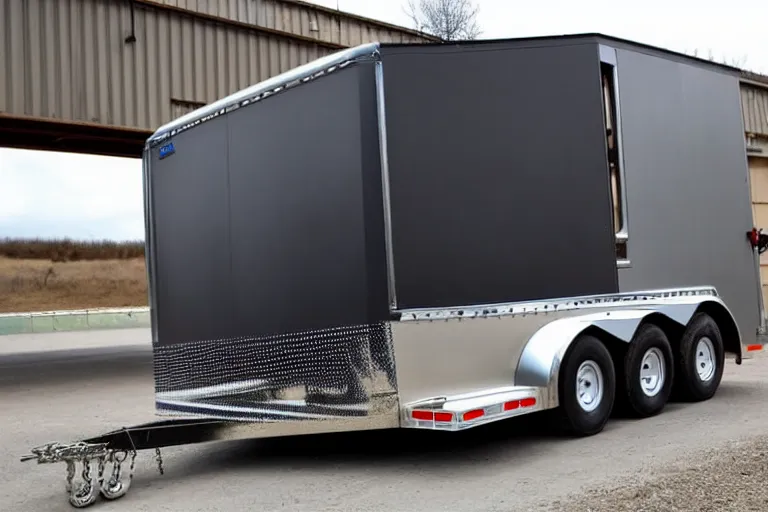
[
  {"left": 0, "top": 255, "right": 148, "bottom": 313},
  {"left": 0, "top": 237, "right": 144, "bottom": 262},
  {"left": 0, "top": 238, "right": 148, "bottom": 312}
]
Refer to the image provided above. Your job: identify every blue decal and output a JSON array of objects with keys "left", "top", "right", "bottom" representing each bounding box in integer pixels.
[{"left": 159, "top": 142, "right": 176, "bottom": 160}]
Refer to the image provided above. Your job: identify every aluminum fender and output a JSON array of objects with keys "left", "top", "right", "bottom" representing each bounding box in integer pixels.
[{"left": 515, "top": 296, "right": 738, "bottom": 407}]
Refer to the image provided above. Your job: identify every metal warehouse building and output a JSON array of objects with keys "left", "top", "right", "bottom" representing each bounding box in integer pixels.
[{"left": 0, "top": 0, "right": 437, "bottom": 156}]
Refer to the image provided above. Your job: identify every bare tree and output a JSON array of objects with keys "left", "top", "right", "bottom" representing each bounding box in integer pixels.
[
  {"left": 404, "top": 0, "right": 481, "bottom": 41},
  {"left": 688, "top": 48, "right": 747, "bottom": 69}
]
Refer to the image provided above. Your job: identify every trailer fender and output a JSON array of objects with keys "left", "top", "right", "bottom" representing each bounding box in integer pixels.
[
  {"left": 514, "top": 298, "right": 740, "bottom": 407},
  {"left": 693, "top": 299, "right": 743, "bottom": 363}
]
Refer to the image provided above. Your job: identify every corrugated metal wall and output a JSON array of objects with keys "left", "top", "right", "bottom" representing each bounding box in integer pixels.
[
  {"left": 153, "top": 0, "right": 434, "bottom": 46},
  {"left": 750, "top": 156, "right": 768, "bottom": 308},
  {"left": 742, "top": 82, "right": 768, "bottom": 137},
  {"left": 1, "top": 0, "right": 428, "bottom": 133},
  {"left": 155, "top": 0, "right": 261, "bottom": 26}
]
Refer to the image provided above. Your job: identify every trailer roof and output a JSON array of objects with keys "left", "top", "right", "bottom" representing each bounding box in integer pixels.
[
  {"left": 147, "top": 43, "right": 380, "bottom": 145},
  {"left": 380, "top": 32, "right": 743, "bottom": 76}
]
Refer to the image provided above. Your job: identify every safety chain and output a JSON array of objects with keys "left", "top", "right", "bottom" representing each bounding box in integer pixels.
[
  {"left": 155, "top": 448, "right": 164, "bottom": 475},
  {"left": 21, "top": 441, "right": 144, "bottom": 509}
]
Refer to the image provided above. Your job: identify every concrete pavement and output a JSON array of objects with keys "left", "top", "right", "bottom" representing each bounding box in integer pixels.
[{"left": 2, "top": 331, "right": 768, "bottom": 511}]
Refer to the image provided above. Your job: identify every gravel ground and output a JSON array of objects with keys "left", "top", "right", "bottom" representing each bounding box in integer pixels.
[{"left": 548, "top": 434, "right": 768, "bottom": 512}]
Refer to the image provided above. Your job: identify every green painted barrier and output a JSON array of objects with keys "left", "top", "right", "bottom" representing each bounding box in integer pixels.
[
  {"left": 0, "top": 307, "right": 150, "bottom": 336},
  {"left": 87, "top": 309, "right": 150, "bottom": 329},
  {"left": 0, "top": 315, "right": 33, "bottom": 335}
]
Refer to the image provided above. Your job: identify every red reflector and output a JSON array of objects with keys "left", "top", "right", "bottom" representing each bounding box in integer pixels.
[
  {"left": 503, "top": 400, "right": 520, "bottom": 411},
  {"left": 434, "top": 412, "right": 454, "bottom": 422},
  {"left": 412, "top": 410, "right": 434, "bottom": 421},
  {"left": 747, "top": 344, "right": 763, "bottom": 352},
  {"left": 463, "top": 409, "right": 485, "bottom": 421},
  {"left": 520, "top": 397, "right": 537, "bottom": 407}
]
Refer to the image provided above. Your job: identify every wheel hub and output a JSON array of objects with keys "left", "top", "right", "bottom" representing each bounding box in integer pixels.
[
  {"left": 696, "top": 337, "right": 716, "bottom": 382},
  {"left": 639, "top": 347, "right": 665, "bottom": 397},
  {"left": 576, "top": 360, "right": 604, "bottom": 412}
]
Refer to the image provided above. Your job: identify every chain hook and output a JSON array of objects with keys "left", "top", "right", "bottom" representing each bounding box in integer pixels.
[
  {"left": 68, "top": 458, "right": 99, "bottom": 508},
  {"left": 100, "top": 450, "right": 134, "bottom": 501}
]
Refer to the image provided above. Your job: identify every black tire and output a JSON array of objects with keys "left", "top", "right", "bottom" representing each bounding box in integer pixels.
[
  {"left": 618, "top": 323, "right": 674, "bottom": 418},
  {"left": 674, "top": 313, "right": 725, "bottom": 402},
  {"left": 555, "top": 334, "right": 616, "bottom": 436}
]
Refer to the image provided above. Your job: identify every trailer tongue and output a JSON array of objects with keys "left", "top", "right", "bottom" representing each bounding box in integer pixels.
[
  {"left": 21, "top": 34, "right": 767, "bottom": 508},
  {"left": 21, "top": 419, "right": 225, "bottom": 508}
]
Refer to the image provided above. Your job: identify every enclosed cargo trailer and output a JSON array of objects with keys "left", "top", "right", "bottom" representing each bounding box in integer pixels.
[{"left": 22, "top": 33, "right": 768, "bottom": 508}]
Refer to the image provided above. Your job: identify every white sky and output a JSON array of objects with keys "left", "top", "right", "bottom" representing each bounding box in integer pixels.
[
  {"left": 0, "top": 148, "right": 144, "bottom": 241},
  {"left": 1, "top": 0, "right": 766, "bottom": 241}
]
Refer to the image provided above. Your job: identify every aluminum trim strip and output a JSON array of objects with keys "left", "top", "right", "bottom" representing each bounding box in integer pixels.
[
  {"left": 155, "top": 399, "right": 341, "bottom": 419},
  {"left": 141, "top": 146, "right": 160, "bottom": 344},
  {"left": 374, "top": 55, "right": 398, "bottom": 310},
  {"left": 395, "top": 286, "right": 718, "bottom": 321},
  {"left": 155, "top": 380, "right": 270, "bottom": 401}
]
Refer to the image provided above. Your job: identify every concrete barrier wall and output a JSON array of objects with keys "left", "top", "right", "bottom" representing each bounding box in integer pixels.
[{"left": 0, "top": 308, "right": 150, "bottom": 335}]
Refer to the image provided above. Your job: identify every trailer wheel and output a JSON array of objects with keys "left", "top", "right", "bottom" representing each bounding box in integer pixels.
[
  {"left": 555, "top": 334, "right": 616, "bottom": 436},
  {"left": 619, "top": 323, "right": 674, "bottom": 417},
  {"left": 674, "top": 312, "right": 725, "bottom": 402}
]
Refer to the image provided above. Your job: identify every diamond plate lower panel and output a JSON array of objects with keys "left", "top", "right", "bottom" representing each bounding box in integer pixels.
[{"left": 152, "top": 322, "right": 399, "bottom": 422}]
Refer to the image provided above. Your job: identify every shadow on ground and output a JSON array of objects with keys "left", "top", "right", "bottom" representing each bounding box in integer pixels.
[
  {"left": 134, "top": 377, "right": 760, "bottom": 486},
  {"left": 140, "top": 412, "right": 610, "bottom": 489}
]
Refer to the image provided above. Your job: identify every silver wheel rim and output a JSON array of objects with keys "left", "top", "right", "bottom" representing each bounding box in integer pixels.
[
  {"left": 639, "top": 347, "right": 665, "bottom": 397},
  {"left": 576, "top": 360, "right": 604, "bottom": 412},
  {"left": 696, "top": 337, "right": 716, "bottom": 382}
]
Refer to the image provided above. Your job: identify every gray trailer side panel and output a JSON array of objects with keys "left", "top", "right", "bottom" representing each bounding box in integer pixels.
[
  {"left": 380, "top": 42, "right": 619, "bottom": 310},
  {"left": 613, "top": 48, "right": 759, "bottom": 345},
  {"left": 226, "top": 63, "right": 386, "bottom": 337},
  {"left": 147, "top": 61, "right": 400, "bottom": 415},
  {"left": 148, "top": 62, "right": 388, "bottom": 346},
  {"left": 149, "top": 119, "right": 235, "bottom": 344}
]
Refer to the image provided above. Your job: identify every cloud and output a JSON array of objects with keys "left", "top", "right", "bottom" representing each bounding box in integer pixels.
[{"left": 0, "top": 148, "right": 144, "bottom": 241}]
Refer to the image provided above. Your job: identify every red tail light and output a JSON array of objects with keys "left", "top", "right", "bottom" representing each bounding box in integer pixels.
[
  {"left": 412, "top": 410, "right": 434, "bottom": 421},
  {"left": 411, "top": 410, "right": 455, "bottom": 422},
  {"left": 504, "top": 397, "right": 536, "bottom": 411},
  {"left": 462, "top": 409, "right": 485, "bottom": 421}
]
